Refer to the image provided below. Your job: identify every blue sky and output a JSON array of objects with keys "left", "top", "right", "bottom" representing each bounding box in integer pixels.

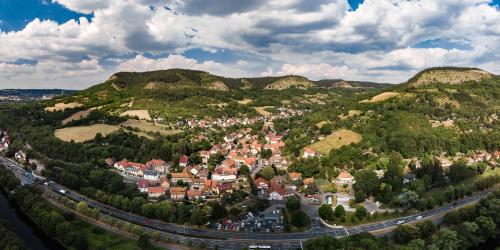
[{"left": 0, "top": 0, "right": 499, "bottom": 89}]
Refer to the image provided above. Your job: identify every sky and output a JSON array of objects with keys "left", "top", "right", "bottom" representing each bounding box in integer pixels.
[{"left": 0, "top": 0, "right": 499, "bottom": 89}]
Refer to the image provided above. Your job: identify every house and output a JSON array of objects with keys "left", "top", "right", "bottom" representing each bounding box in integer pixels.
[
  {"left": 105, "top": 158, "right": 116, "bottom": 167},
  {"left": 114, "top": 161, "right": 147, "bottom": 176},
  {"left": 288, "top": 172, "right": 302, "bottom": 181},
  {"left": 170, "top": 187, "right": 187, "bottom": 200},
  {"left": 143, "top": 169, "right": 160, "bottom": 181},
  {"left": 147, "top": 187, "right": 165, "bottom": 199},
  {"left": 187, "top": 189, "right": 203, "bottom": 200},
  {"left": 268, "top": 182, "right": 286, "bottom": 200},
  {"left": 303, "top": 177, "right": 314, "bottom": 187},
  {"left": 160, "top": 177, "right": 170, "bottom": 189},
  {"left": 303, "top": 147, "right": 316, "bottom": 158},
  {"left": 171, "top": 168, "right": 191, "bottom": 184},
  {"left": 337, "top": 171, "right": 354, "bottom": 184},
  {"left": 179, "top": 155, "right": 189, "bottom": 167},
  {"left": 199, "top": 150, "right": 210, "bottom": 163},
  {"left": 146, "top": 159, "right": 168, "bottom": 173},
  {"left": 212, "top": 166, "right": 238, "bottom": 181},
  {"left": 255, "top": 177, "right": 269, "bottom": 195},
  {"left": 137, "top": 179, "right": 149, "bottom": 193},
  {"left": 217, "top": 183, "right": 233, "bottom": 194}
]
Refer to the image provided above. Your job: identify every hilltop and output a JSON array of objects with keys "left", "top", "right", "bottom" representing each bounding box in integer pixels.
[
  {"left": 406, "top": 67, "right": 495, "bottom": 87},
  {"left": 106, "top": 68, "right": 388, "bottom": 91}
]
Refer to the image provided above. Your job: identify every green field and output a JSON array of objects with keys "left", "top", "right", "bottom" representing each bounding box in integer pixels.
[{"left": 307, "top": 129, "right": 362, "bottom": 155}]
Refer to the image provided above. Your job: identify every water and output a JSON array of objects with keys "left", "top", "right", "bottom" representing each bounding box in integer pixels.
[{"left": 0, "top": 190, "right": 65, "bottom": 250}]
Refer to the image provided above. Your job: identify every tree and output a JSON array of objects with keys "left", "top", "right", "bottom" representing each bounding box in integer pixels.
[
  {"left": 414, "top": 220, "right": 436, "bottom": 238},
  {"left": 291, "top": 211, "right": 310, "bottom": 228},
  {"left": 354, "top": 169, "right": 380, "bottom": 198},
  {"left": 393, "top": 224, "right": 420, "bottom": 244},
  {"left": 318, "top": 204, "right": 334, "bottom": 220},
  {"left": 383, "top": 152, "right": 404, "bottom": 192},
  {"left": 137, "top": 233, "right": 151, "bottom": 249},
  {"left": 447, "top": 161, "right": 474, "bottom": 183},
  {"left": 319, "top": 123, "right": 333, "bottom": 135},
  {"left": 286, "top": 197, "right": 301, "bottom": 212},
  {"left": 304, "top": 235, "right": 343, "bottom": 250},
  {"left": 210, "top": 202, "right": 228, "bottom": 220},
  {"left": 260, "top": 149, "right": 273, "bottom": 159},
  {"left": 238, "top": 165, "right": 250, "bottom": 176},
  {"left": 260, "top": 166, "right": 275, "bottom": 181},
  {"left": 429, "top": 229, "right": 461, "bottom": 250},
  {"left": 355, "top": 206, "right": 368, "bottom": 220},
  {"left": 334, "top": 205, "right": 345, "bottom": 218},
  {"left": 394, "top": 189, "right": 419, "bottom": 208}
]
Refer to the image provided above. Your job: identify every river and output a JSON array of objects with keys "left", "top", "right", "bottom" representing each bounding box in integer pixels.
[{"left": 0, "top": 189, "right": 65, "bottom": 250}]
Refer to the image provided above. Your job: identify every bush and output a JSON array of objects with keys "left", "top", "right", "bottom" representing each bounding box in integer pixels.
[
  {"left": 355, "top": 206, "right": 368, "bottom": 220},
  {"left": 291, "top": 211, "right": 311, "bottom": 228},
  {"left": 318, "top": 204, "right": 334, "bottom": 220}
]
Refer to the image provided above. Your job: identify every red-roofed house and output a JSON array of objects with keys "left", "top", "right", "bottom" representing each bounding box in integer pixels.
[
  {"left": 303, "top": 147, "right": 316, "bottom": 158},
  {"left": 212, "top": 166, "right": 237, "bottom": 181},
  {"left": 187, "top": 189, "right": 203, "bottom": 200},
  {"left": 146, "top": 159, "right": 168, "bottom": 173},
  {"left": 288, "top": 172, "right": 302, "bottom": 181},
  {"left": 147, "top": 186, "right": 165, "bottom": 199},
  {"left": 179, "top": 155, "right": 189, "bottom": 167},
  {"left": 171, "top": 168, "right": 191, "bottom": 184},
  {"left": 216, "top": 183, "right": 233, "bottom": 194},
  {"left": 170, "top": 187, "right": 187, "bottom": 201},
  {"left": 337, "top": 171, "right": 354, "bottom": 184},
  {"left": 137, "top": 179, "right": 149, "bottom": 193},
  {"left": 268, "top": 182, "right": 286, "bottom": 200}
]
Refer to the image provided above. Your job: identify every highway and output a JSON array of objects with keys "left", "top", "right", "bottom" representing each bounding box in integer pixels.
[{"left": 0, "top": 156, "right": 492, "bottom": 249}]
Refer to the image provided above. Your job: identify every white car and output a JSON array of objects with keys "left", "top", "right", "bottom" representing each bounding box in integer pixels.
[
  {"left": 396, "top": 220, "right": 405, "bottom": 225},
  {"left": 416, "top": 216, "right": 423, "bottom": 220}
]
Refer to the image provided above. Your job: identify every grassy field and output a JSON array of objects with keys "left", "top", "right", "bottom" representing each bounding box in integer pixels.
[
  {"left": 237, "top": 98, "right": 252, "bottom": 105},
  {"left": 62, "top": 109, "right": 92, "bottom": 125},
  {"left": 360, "top": 91, "right": 400, "bottom": 103},
  {"left": 45, "top": 102, "right": 83, "bottom": 112},
  {"left": 121, "top": 120, "right": 182, "bottom": 136},
  {"left": 307, "top": 129, "right": 362, "bottom": 155},
  {"left": 55, "top": 124, "right": 119, "bottom": 142},
  {"left": 255, "top": 106, "right": 274, "bottom": 116},
  {"left": 338, "top": 110, "right": 361, "bottom": 120},
  {"left": 120, "top": 110, "right": 151, "bottom": 120},
  {"left": 315, "top": 178, "right": 336, "bottom": 193}
]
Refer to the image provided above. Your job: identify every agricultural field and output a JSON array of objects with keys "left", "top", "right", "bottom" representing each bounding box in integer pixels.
[
  {"left": 55, "top": 124, "right": 120, "bottom": 142},
  {"left": 120, "top": 110, "right": 151, "bottom": 120},
  {"left": 359, "top": 91, "right": 400, "bottom": 103},
  {"left": 307, "top": 129, "right": 362, "bottom": 155}
]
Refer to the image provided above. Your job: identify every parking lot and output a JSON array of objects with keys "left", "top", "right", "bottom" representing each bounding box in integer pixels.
[{"left": 210, "top": 208, "right": 285, "bottom": 233}]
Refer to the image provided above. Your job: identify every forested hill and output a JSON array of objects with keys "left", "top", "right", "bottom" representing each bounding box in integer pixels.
[{"left": 104, "top": 68, "right": 389, "bottom": 91}]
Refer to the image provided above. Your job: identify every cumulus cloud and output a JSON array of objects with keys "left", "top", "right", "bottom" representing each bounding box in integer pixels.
[{"left": 0, "top": 0, "right": 499, "bottom": 88}]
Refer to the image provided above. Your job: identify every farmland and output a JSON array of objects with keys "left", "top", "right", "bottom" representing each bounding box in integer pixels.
[
  {"left": 54, "top": 124, "right": 120, "bottom": 142},
  {"left": 307, "top": 129, "right": 362, "bottom": 155}
]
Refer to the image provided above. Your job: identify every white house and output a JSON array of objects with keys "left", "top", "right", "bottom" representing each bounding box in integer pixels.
[{"left": 303, "top": 147, "right": 317, "bottom": 158}]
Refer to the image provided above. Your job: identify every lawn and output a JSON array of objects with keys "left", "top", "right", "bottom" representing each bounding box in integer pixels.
[
  {"left": 55, "top": 124, "right": 120, "bottom": 142},
  {"left": 315, "top": 178, "right": 336, "bottom": 193},
  {"left": 307, "top": 129, "right": 362, "bottom": 155},
  {"left": 120, "top": 110, "right": 152, "bottom": 120},
  {"left": 45, "top": 102, "right": 83, "bottom": 112}
]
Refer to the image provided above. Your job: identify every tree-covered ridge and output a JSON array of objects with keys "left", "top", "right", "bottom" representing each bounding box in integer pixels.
[
  {"left": 105, "top": 68, "right": 389, "bottom": 91},
  {"left": 405, "top": 66, "right": 495, "bottom": 87}
]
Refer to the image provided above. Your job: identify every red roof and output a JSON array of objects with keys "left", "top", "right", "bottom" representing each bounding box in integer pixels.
[
  {"left": 304, "top": 147, "right": 316, "bottom": 154},
  {"left": 147, "top": 186, "right": 165, "bottom": 194},
  {"left": 146, "top": 159, "right": 165, "bottom": 167},
  {"left": 179, "top": 155, "right": 189, "bottom": 164},
  {"left": 137, "top": 179, "right": 149, "bottom": 188},
  {"left": 269, "top": 182, "right": 286, "bottom": 196},
  {"left": 255, "top": 177, "right": 269, "bottom": 186},
  {"left": 338, "top": 171, "right": 353, "bottom": 179}
]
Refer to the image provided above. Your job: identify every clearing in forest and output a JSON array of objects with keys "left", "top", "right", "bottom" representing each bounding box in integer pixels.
[
  {"left": 307, "top": 129, "right": 362, "bottom": 155},
  {"left": 237, "top": 98, "right": 253, "bottom": 105},
  {"left": 55, "top": 124, "right": 119, "bottom": 142},
  {"left": 359, "top": 92, "right": 400, "bottom": 103},
  {"left": 255, "top": 106, "right": 274, "bottom": 116},
  {"left": 121, "top": 120, "right": 182, "bottom": 136},
  {"left": 338, "top": 110, "right": 362, "bottom": 120},
  {"left": 45, "top": 102, "right": 83, "bottom": 112},
  {"left": 120, "top": 110, "right": 151, "bottom": 120}
]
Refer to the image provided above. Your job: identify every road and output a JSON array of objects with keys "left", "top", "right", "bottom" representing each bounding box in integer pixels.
[{"left": 0, "top": 156, "right": 492, "bottom": 250}]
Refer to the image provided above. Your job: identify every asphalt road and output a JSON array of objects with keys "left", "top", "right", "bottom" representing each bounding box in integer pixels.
[{"left": 0, "top": 156, "right": 491, "bottom": 250}]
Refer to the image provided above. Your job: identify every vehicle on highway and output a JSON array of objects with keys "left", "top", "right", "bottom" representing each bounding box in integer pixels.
[
  {"left": 59, "top": 189, "right": 66, "bottom": 194},
  {"left": 415, "top": 215, "right": 423, "bottom": 220},
  {"left": 396, "top": 220, "right": 405, "bottom": 225}
]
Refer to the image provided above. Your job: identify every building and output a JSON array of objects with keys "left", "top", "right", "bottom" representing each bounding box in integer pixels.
[
  {"left": 170, "top": 187, "right": 187, "bottom": 200},
  {"left": 143, "top": 169, "right": 160, "bottom": 181},
  {"left": 179, "top": 155, "right": 189, "bottom": 167},
  {"left": 288, "top": 172, "right": 302, "bottom": 181},
  {"left": 146, "top": 159, "right": 168, "bottom": 173},
  {"left": 212, "top": 166, "right": 237, "bottom": 181},
  {"left": 137, "top": 179, "right": 149, "bottom": 193},
  {"left": 147, "top": 187, "right": 165, "bottom": 199},
  {"left": 171, "top": 168, "right": 191, "bottom": 184},
  {"left": 337, "top": 171, "right": 354, "bottom": 184},
  {"left": 268, "top": 182, "right": 286, "bottom": 200},
  {"left": 187, "top": 189, "right": 203, "bottom": 200},
  {"left": 255, "top": 177, "right": 269, "bottom": 195},
  {"left": 303, "top": 147, "right": 316, "bottom": 158}
]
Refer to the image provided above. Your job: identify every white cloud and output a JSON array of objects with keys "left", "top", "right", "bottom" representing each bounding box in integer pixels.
[{"left": 0, "top": 0, "right": 499, "bottom": 88}]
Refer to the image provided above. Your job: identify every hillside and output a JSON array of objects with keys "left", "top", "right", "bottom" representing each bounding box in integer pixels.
[
  {"left": 106, "top": 68, "right": 389, "bottom": 91},
  {"left": 406, "top": 67, "right": 495, "bottom": 87}
]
